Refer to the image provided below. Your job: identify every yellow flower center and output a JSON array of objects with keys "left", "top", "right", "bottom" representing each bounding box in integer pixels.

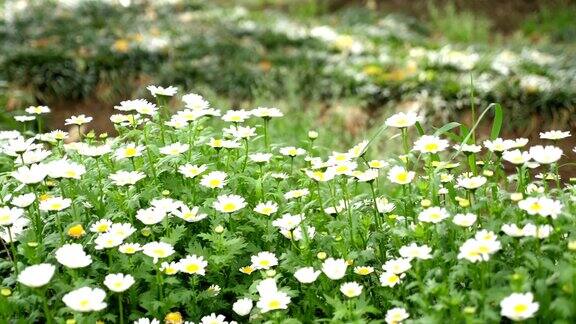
[
  {"left": 50, "top": 203, "right": 62, "bottom": 210},
  {"left": 124, "top": 147, "right": 137, "bottom": 157},
  {"left": 183, "top": 212, "right": 195, "bottom": 220},
  {"left": 396, "top": 172, "right": 408, "bottom": 182},
  {"left": 79, "top": 299, "right": 90, "bottom": 308},
  {"left": 396, "top": 117, "right": 408, "bottom": 127},
  {"left": 424, "top": 143, "right": 439, "bottom": 152},
  {"left": 185, "top": 263, "right": 200, "bottom": 273},
  {"left": 259, "top": 260, "right": 270, "bottom": 267},
  {"left": 430, "top": 213, "right": 441, "bottom": 220},
  {"left": 212, "top": 140, "right": 222, "bottom": 147},
  {"left": 513, "top": 303, "right": 528, "bottom": 313},
  {"left": 153, "top": 248, "right": 166, "bottom": 257},
  {"left": 209, "top": 179, "right": 221, "bottom": 187},
  {"left": 477, "top": 245, "right": 490, "bottom": 254},
  {"left": 222, "top": 202, "right": 237, "bottom": 212},
  {"left": 96, "top": 224, "right": 109, "bottom": 232},
  {"left": 529, "top": 203, "right": 542, "bottom": 212},
  {"left": 268, "top": 299, "right": 281, "bottom": 309}
]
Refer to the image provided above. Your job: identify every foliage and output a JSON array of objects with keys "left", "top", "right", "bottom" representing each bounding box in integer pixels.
[{"left": 0, "top": 88, "right": 575, "bottom": 323}]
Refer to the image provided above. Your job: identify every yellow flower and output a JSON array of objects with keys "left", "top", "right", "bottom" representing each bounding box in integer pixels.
[
  {"left": 113, "top": 39, "right": 130, "bottom": 53},
  {"left": 354, "top": 266, "right": 374, "bottom": 276},
  {"left": 39, "top": 193, "right": 52, "bottom": 201},
  {"left": 1, "top": 288, "right": 11, "bottom": 296},
  {"left": 420, "top": 199, "right": 432, "bottom": 207},
  {"left": 383, "top": 69, "right": 408, "bottom": 82},
  {"left": 334, "top": 35, "right": 355, "bottom": 51},
  {"left": 483, "top": 170, "right": 494, "bottom": 177},
  {"left": 362, "top": 65, "right": 383, "bottom": 77},
  {"left": 456, "top": 197, "right": 470, "bottom": 207},
  {"left": 67, "top": 224, "right": 86, "bottom": 239},
  {"left": 463, "top": 307, "right": 476, "bottom": 314},
  {"left": 165, "top": 311, "right": 183, "bottom": 324},
  {"left": 239, "top": 266, "right": 254, "bottom": 275}
]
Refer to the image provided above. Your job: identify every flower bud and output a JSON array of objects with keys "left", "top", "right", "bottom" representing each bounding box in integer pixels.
[
  {"left": 141, "top": 227, "right": 152, "bottom": 237},
  {"left": 510, "top": 193, "right": 523, "bottom": 201}
]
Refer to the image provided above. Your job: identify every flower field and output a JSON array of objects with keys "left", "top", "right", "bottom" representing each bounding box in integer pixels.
[{"left": 1, "top": 85, "right": 575, "bottom": 323}]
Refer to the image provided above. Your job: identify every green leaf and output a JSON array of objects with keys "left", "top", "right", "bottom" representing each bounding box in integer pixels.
[
  {"left": 434, "top": 122, "right": 461, "bottom": 136},
  {"left": 415, "top": 121, "right": 425, "bottom": 136},
  {"left": 490, "top": 103, "right": 503, "bottom": 140},
  {"left": 450, "top": 103, "right": 498, "bottom": 160},
  {"left": 162, "top": 224, "right": 187, "bottom": 245}
]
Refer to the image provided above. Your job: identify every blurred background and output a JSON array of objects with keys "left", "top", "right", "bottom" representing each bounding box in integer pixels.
[{"left": 0, "top": 0, "right": 575, "bottom": 151}]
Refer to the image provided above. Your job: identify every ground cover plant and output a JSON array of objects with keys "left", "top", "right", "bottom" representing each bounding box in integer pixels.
[{"left": 1, "top": 86, "right": 575, "bottom": 323}]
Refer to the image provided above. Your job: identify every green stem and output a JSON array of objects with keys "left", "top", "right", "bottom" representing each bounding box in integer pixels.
[
  {"left": 552, "top": 163, "right": 561, "bottom": 189},
  {"left": 263, "top": 118, "right": 270, "bottom": 151},
  {"left": 30, "top": 186, "right": 43, "bottom": 243},
  {"left": 156, "top": 266, "right": 164, "bottom": 301},
  {"left": 130, "top": 157, "right": 137, "bottom": 171},
  {"left": 118, "top": 294, "right": 124, "bottom": 324},
  {"left": 340, "top": 179, "right": 356, "bottom": 247},
  {"left": 241, "top": 139, "right": 249, "bottom": 172},
  {"left": 7, "top": 227, "right": 18, "bottom": 276},
  {"left": 94, "top": 159, "right": 106, "bottom": 213},
  {"left": 37, "top": 117, "right": 43, "bottom": 134},
  {"left": 142, "top": 126, "right": 158, "bottom": 181},
  {"left": 41, "top": 290, "right": 54, "bottom": 324},
  {"left": 316, "top": 182, "right": 324, "bottom": 214},
  {"left": 369, "top": 182, "right": 381, "bottom": 229},
  {"left": 470, "top": 99, "right": 476, "bottom": 144}
]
